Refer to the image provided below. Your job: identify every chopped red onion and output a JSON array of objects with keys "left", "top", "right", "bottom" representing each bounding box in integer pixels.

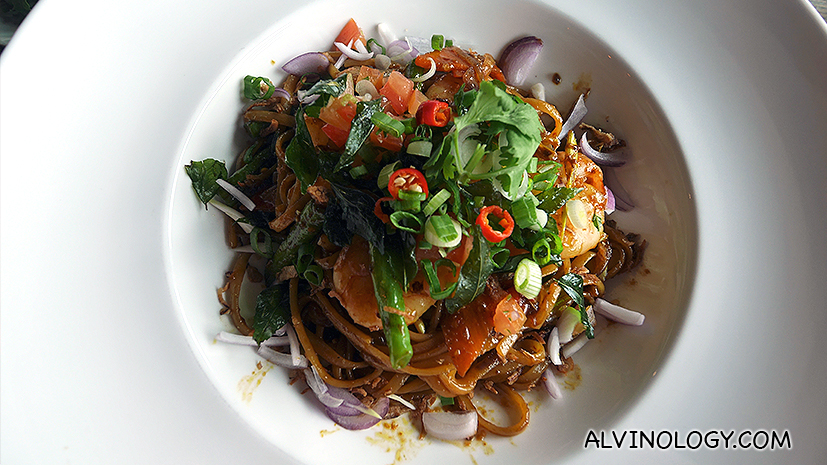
[
  {"left": 326, "top": 397, "right": 389, "bottom": 430},
  {"left": 422, "top": 411, "right": 478, "bottom": 441},
  {"left": 303, "top": 367, "right": 378, "bottom": 417},
  {"left": 215, "top": 331, "right": 289, "bottom": 347},
  {"left": 558, "top": 94, "right": 587, "bottom": 140},
  {"left": 215, "top": 178, "right": 256, "bottom": 211},
  {"left": 207, "top": 198, "right": 254, "bottom": 233},
  {"left": 594, "top": 298, "right": 645, "bottom": 326},
  {"left": 542, "top": 368, "right": 563, "bottom": 399},
  {"left": 387, "top": 38, "right": 418, "bottom": 63},
  {"left": 555, "top": 307, "right": 579, "bottom": 345},
  {"left": 499, "top": 36, "right": 543, "bottom": 86},
  {"left": 284, "top": 323, "right": 302, "bottom": 368},
  {"left": 257, "top": 344, "right": 307, "bottom": 368},
  {"left": 530, "top": 82, "right": 545, "bottom": 101},
  {"left": 387, "top": 394, "right": 416, "bottom": 410},
  {"left": 605, "top": 187, "right": 616, "bottom": 214},
  {"left": 602, "top": 168, "right": 634, "bottom": 211},
  {"left": 334, "top": 40, "right": 374, "bottom": 61},
  {"left": 561, "top": 333, "right": 588, "bottom": 359},
  {"left": 282, "top": 52, "right": 329, "bottom": 76},
  {"left": 579, "top": 132, "right": 628, "bottom": 167},
  {"left": 411, "top": 57, "right": 436, "bottom": 82},
  {"left": 547, "top": 326, "right": 562, "bottom": 366}
]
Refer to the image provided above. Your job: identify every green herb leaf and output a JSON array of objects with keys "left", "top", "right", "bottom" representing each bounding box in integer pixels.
[
  {"left": 184, "top": 158, "right": 228, "bottom": 205},
  {"left": 243, "top": 75, "right": 276, "bottom": 100},
  {"left": 335, "top": 99, "right": 382, "bottom": 172},
  {"left": 329, "top": 183, "right": 387, "bottom": 253},
  {"left": 284, "top": 106, "right": 320, "bottom": 192},
  {"left": 536, "top": 186, "right": 583, "bottom": 213},
  {"left": 445, "top": 226, "right": 494, "bottom": 313},
  {"left": 446, "top": 80, "right": 543, "bottom": 198},
  {"left": 252, "top": 282, "right": 291, "bottom": 344},
  {"left": 556, "top": 272, "right": 594, "bottom": 338}
]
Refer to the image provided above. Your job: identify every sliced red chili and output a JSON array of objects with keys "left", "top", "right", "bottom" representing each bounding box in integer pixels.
[
  {"left": 476, "top": 205, "right": 515, "bottom": 242},
  {"left": 387, "top": 168, "right": 429, "bottom": 200},
  {"left": 415, "top": 100, "right": 451, "bottom": 127},
  {"left": 374, "top": 196, "right": 393, "bottom": 223}
]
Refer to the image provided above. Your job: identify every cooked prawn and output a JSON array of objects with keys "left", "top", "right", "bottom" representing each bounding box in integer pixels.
[
  {"left": 331, "top": 235, "right": 435, "bottom": 331},
  {"left": 550, "top": 150, "right": 607, "bottom": 258}
]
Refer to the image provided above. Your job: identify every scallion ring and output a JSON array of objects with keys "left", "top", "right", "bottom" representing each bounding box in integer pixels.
[
  {"left": 514, "top": 258, "right": 542, "bottom": 299},
  {"left": 421, "top": 259, "right": 458, "bottom": 300},
  {"left": 390, "top": 211, "right": 423, "bottom": 233},
  {"left": 422, "top": 188, "right": 450, "bottom": 216},
  {"left": 423, "top": 214, "right": 462, "bottom": 248}
]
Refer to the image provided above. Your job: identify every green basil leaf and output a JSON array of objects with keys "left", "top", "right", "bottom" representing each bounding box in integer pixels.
[
  {"left": 556, "top": 272, "right": 593, "bottom": 338},
  {"left": 285, "top": 106, "right": 320, "bottom": 192},
  {"left": 334, "top": 99, "right": 381, "bottom": 172},
  {"left": 445, "top": 226, "right": 494, "bottom": 313},
  {"left": 184, "top": 158, "right": 228, "bottom": 205},
  {"left": 536, "top": 186, "right": 583, "bottom": 214},
  {"left": 252, "top": 282, "right": 290, "bottom": 344}
]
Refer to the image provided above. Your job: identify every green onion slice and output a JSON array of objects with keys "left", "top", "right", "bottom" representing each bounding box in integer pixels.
[
  {"left": 371, "top": 112, "right": 405, "bottom": 137},
  {"left": 421, "top": 259, "right": 458, "bottom": 300},
  {"left": 390, "top": 211, "right": 423, "bottom": 233},
  {"left": 243, "top": 75, "right": 276, "bottom": 100},
  {"left": 407, "top": 140, "right": 433, "bottom": 157},
  {"left": 250, "top": 227, "right": 275, "bottom": 258},
  {"left": 431, "top": 34, "right": 445, "bottom": 51},
  {"left": 303, "top": 264, "right": 324, "bottom": 286},
  {"left": 377, "top": 161, "right": 401, "bottom": 191},
  {"left": 514, "top": 258, "right": 542, "bottom": 299},
  {"left": 422, "top": 188, "right": 451, "bottom": 216},
  {"left": 295, "top": 242, "right": 316, "bottom": 274},
  {"left": 423, "top": 214, "right": 462, "bottom": 248},
  {"left": 531, "top": 238, "right": 552, "bottom": 266}
]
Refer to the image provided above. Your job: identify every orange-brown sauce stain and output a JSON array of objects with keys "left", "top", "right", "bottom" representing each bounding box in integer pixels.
[
  {"left": 237, "top": 360, "right": 272, "bottom": 403},
  {"left": 365, "top": 416, "right": 425, "bottom": 464},
  {"left": 572, "top": 73, "right": 592, "bottom": 96},
  {"left": 562, "top": 363, "right": 582, "bottom": 390}
]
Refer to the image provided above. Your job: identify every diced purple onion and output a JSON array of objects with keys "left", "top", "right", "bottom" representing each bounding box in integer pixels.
[
  {"left": 499, "top": 36, "right": 543, "bottom": 86},
  {"left": 387, "top": 38, "right": 418, "bottom": 63},
  {"left": 269, "top": 87, "right": 291, "bottom": 102},
  {"left": 215, "top": 331, "right": 289, "bottom": 347},
  {"left": 304, "top": 367, "right": 380, "bottom": 417},
  {"left": 547, "top": 326, "right": 562, "bottom": 366},
  {"left": 561, "top": 333, "right": 589, "bottom": 359},
  {"left": 215, "top": 178, "right": 256, "bottom": 211},
  {"left": 543, "top": 368, "right": 563, "bottom": 399},
  {"left": 557, "top": 94, "right": 587, "bottom": 140},
  {"left": 605, "top": 187, "right": 616, "bottom": 214},
  {"left": 579, "top": 132, "right": 628, "bottom": 167},
  {"left": 257, "top": 344, "right": 307, "bottom": 368},
  {"left": 594, "top": 298, "right": 645, "bottom": 326},
  {"left": 325, "top": 397, "right": 389, "bottom": 430},
  {"left": 207, "top": 198, "right": 254, "bottom": 234},
  {"left": 422, "top": 411, "right": 478, "bottom": 441},
  {"left": 334, "top": 41, "right": 374, "bottom": 61},
  {"left": 602, "top": 168, "right": 635, "bottom": 211},
  {"left": 411, "top": 57, "right": 436, "bottom": 82},
  {"left": 282, "top": 52, "right": 330, "bottom": 76}
]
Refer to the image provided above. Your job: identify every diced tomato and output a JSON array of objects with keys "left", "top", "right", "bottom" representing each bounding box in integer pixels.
[
  {"left": 319, "top": 96, "right": 357, "bottom": 132},
  {"left": 492, "top": 290, "right": 528, "bottom": 336},
  {"left": 334, "top": 18, "right": 365, "bottom": 46},
  {"left": 406, "top": 88, "right": 429, "bottom": 116},
  {"left": 369, "top": 127, "right": 404, "bottom": 152},
  {"left": 357, "top": 66, "right": 385, "bottom": 91},
  {"left": 379, "top": 71, "right": 414, "bottom": 115},
  {"left": 321, "top": 123, "right": 350, "bottom": 148}
]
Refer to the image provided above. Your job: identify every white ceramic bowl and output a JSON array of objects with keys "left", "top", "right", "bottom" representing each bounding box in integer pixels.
[{"left": 2, "top": 1, "right": 826, "bottom": 464}]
